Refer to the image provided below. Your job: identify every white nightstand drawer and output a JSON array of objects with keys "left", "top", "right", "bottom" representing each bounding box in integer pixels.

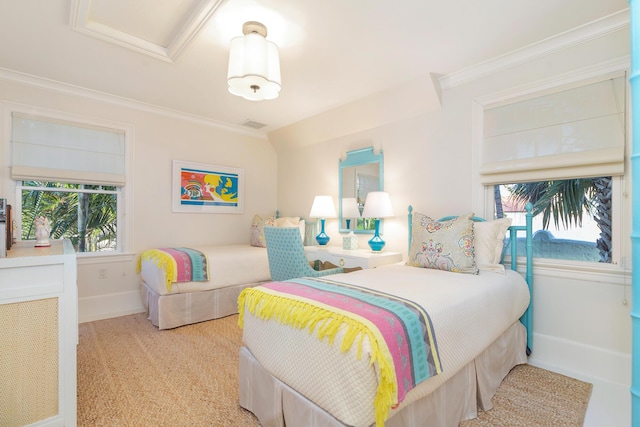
[{"left": 304, "top": 246, "right": 402, "bottom": 270}]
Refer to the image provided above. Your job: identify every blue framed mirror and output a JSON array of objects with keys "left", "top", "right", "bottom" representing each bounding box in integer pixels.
[{"left": 339, "top": 147, "right": 384, "bottom": 234}]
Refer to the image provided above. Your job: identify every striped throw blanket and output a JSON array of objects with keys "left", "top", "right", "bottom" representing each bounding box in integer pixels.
[
  {"left": 238, "top": 277, "right": 442, "bottom": 427},
  {"left": 138, "top": 247, "right": 209, "bottom": 292}
]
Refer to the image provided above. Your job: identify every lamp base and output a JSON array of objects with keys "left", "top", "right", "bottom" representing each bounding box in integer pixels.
[
  {"left": 368, "top": 218, "right": 385, "bottom": 252},
  {"left": 315, "top": 218, "right": 330, "bottom": 245},
  {"left": 368, "top": 235, "right": 385, "bottom": 252},
  {"left": 316, "top": 232, "right": 330, "bottom": 246}
]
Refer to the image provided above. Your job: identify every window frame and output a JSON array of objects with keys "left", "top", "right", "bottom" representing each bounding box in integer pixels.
[
  {"left": 4, "top": 104, "right": 134, "bottom": 259},
  {"left": 471, "top": 58, "right": 630, "bottom": 270},
  {"left": 482, "top": 177, "right": 623, "bottom": 265},
  {"left": 15, "top": 181, "right": 123, "bottom": 253}
]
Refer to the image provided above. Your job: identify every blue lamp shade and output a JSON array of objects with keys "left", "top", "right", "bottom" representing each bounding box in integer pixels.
[
  {"left": 361, "top": 192, "right": 394, "bottom": 252},
  {"left": 309, "top": 196, "right": 337, "bottom": 246},
  {"left": 342, "top": 197, "right": 361, "bottom": 230}
]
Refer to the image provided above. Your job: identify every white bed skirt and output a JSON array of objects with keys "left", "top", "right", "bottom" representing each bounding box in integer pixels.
[
  {"left": 141, "top": 281, "right": 264, "bottom": 330},
  {"left": 239, "top": 321, "right": 527, "bottom": 427}
]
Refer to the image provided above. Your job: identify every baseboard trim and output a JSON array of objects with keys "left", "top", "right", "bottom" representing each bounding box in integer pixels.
[
  {"left": 79, "top": 290, "right": 145, "bottom": 323},
  {"left": 528, "top": 332, "right": 630, "bottom": 387}
]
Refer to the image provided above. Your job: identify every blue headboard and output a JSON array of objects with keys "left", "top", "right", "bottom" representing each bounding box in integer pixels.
[{"left": 407, "top": 204, "right": 534, "bottom": 353}]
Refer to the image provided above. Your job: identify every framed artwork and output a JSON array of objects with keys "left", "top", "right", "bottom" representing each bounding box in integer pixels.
[{"left": 172, "top": 160, "right": 244, "bottom": 213}]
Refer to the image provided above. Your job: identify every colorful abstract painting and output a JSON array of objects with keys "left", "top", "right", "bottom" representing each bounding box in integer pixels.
[{"left": 172, "top": 160, "right": 244, "bottom": 213}]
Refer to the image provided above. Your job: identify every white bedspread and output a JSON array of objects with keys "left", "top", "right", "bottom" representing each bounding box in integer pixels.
[
  {"left": 141, "top": 244, "right": 270, "bottom": 295},
  {"left": 241, "top": 263, "right": 530, "bottom": 427}
]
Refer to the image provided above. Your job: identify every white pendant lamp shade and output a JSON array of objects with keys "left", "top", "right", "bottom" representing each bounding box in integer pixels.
[{"left": 227, "top": 21, "right": 281, "bottom": 101}]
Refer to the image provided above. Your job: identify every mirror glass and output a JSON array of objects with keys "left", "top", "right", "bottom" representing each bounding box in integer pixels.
[{"left": 339, "top": 147, "right": 384, "bottom": 234}]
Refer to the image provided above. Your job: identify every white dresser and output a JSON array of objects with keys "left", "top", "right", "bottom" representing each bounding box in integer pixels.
[
  {"left": 0, "top": 239, "right": 77, "bottom": 427},
  {"left": 305, "top": 245, "right": 402, "bottom": 269}
]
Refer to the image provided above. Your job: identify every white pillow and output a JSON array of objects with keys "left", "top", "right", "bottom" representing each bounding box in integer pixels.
[
  {"left": 275, "top": 216, "right": 306, "bottom": 241},
  {"left": 473, "top": 218, "right": 512, "bottom": 273},
  {"left": 275, "top": 216, "right": 299, "bottom": 227}
]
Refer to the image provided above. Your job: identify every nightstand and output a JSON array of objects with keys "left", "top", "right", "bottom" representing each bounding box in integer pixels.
[{"left": 304, "top": 246, "right": 402, "bottom": 269}]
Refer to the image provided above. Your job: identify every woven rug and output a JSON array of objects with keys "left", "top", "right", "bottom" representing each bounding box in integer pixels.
[{"left": 77, "top": 313, "right": 592, "bottom": 427}]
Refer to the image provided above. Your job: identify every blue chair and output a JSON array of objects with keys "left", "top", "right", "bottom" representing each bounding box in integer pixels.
[{"left": 264, "top": 226, "right": 344, "bottom": 281}]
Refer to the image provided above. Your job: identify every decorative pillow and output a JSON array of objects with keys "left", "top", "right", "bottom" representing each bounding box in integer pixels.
[
  {"left": 275, "top": 216, "right": 300, "bottom": 229},
  {"left": 275, "top": 216, "right": 306, "bottom": 241},
  {"left": 474, "top": 218, "right": 512, "bottom": 273},
  {"left": 250, "top": 214, "right": 276, "bottom": 247},
  {"left": 406, "top": 212, "right": 478, "bottom": 275}
]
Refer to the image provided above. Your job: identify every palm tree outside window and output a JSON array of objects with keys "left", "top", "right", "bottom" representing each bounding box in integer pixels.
[
  {"left": 18, "top": 181, "right": 120, "bottom": 253},
  {"left": 493, "top": 177, "right": 614, "bottom": 263}
]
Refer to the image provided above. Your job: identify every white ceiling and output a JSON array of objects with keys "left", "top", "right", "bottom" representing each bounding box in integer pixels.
[{"left": 0, "top": 0, "right": 630, "bottom": 135}]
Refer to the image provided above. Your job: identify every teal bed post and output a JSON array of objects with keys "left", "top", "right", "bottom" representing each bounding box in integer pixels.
[
  {"left": 512, "top": 203, "right": 533, "bottom": 353},
  {"left": 630, "top": 0, "right": 639, "bottom": 425}
]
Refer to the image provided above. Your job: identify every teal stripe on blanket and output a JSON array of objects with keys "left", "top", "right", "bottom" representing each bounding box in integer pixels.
[
  {"left": 177, "top": 247, "right": 208, "bottom": 282},
  {"left": 294, "top": 277, "right": 441, "bottom": 386}
]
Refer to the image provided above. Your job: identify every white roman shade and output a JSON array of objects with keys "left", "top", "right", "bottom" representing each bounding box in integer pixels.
[
  {"left": 11, "top": 114, "right": 126, "bottom": 186},
  {"left": 480, "top": 75, "right": 626, "bottom": 184}
]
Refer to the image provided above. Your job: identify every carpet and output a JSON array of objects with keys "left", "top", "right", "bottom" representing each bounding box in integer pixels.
[
  {"left": 459, "top": 364, "right": 592, "bottom": 427},
  {"left": 77, "top": 313, "right": 592, "bottom": 426}
]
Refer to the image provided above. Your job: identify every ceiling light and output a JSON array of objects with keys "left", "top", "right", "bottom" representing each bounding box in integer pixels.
[{"left": 227, "top": 21, "right": 281, "bottom": 101}]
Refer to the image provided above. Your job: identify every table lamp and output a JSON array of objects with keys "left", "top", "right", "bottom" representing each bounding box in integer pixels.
[
  {"left": 361, "top": 191, "right": 394, "bottom": 252},
  {"left": 309, "top": 195, "right": 337, "bottom": 245},
  {"left": 341, "top": 198, "right": 361, "bottom": 230}
]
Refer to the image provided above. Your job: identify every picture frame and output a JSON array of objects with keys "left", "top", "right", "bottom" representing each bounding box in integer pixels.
[{"left": 172, "top": 160, "right": 244, "bottom": 214}]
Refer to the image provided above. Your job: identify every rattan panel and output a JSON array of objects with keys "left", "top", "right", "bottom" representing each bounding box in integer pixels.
[{"left": 0, "top": 297, "right": 59, "bottom": 426}]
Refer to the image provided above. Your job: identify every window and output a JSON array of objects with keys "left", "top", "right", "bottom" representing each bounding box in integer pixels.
[
  {"left": 493, "top": 178, "right": 617, "bottom": 263},
  {"left": 477, "top": 71, "right": 627, "bottom": 264},
  {"left": 18, "top": 181, "right": 120, "bottom": 253},
  {"left": 10, "top": 112, "right": 129, "bottom": 255}
]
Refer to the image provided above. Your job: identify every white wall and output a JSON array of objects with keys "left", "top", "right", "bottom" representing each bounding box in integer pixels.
[
  {"left": 0, "top": 75, "right": 277, "bottom": 322},
  {"left": 268, "top": 18, "right": 631, "bottom": 412}
]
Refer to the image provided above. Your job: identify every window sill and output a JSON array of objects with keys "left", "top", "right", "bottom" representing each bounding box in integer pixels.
[
  {"left": 506, "top": 256, "right": 629, "bottom": 284},
  {"left": 76, "top": 251, "right": 136, "bottom": 265}
]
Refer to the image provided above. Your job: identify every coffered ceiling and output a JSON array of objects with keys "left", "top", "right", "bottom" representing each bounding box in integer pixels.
[
  {"left": 0, "top": 0, "right": 630, "bottom": 135},
  {"left": 70, "top": 0, "right": 222, "bottom": 62}
]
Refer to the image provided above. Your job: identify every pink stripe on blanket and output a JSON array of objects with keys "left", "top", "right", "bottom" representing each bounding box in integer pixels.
[
  {"left": 160, "top": 247, "right": 192, "bottom": 282},
  {"left": 263, "top": 280, "right": 412, "bottom": 402}
]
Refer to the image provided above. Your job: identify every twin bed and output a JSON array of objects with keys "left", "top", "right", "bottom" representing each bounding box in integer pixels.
[
  {"left": 237, "top": 206, "right": 534, "bottom": 427},
  {"left": 138, "top": 214, "right": 307, "bottom": 330},
  {"left": 139, "top": 244, "right": 271, "bottom": 330}
]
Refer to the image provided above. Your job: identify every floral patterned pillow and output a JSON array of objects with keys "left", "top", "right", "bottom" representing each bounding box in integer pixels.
[
  {"left": 250, "top": 214, "right": 277, "bottom": 247},
  {"left": 406, "top": 212, "right": 478, "bottom": 274}
]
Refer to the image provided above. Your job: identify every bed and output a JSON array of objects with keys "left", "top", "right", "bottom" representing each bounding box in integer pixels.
[
  {"left": 237, "top": 205, "right": 534, "bottom": 427},
  {"left": 138, "top": 214, "right": 307, "bottom": 329}
]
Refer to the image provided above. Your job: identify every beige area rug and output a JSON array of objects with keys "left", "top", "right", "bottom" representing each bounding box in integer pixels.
[
  {"left": 77, "top": 312, "right": 258, "bottom": 426},
  {"left": 460, "top": 363, "right": 592, "bottom": 427},
  {"left": 78, "top": 313, "right": 592, "bottom": 427}
]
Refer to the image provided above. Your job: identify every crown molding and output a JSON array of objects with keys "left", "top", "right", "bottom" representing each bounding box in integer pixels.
[
  {"left": 0, "top": 67, "right": 267, "bottom": 139},
  {"left": 440, "top": 9, "right": 630, "bottom": 90},
  {"left": 69, "top": 0, "right": 223, "bottom": 63}
]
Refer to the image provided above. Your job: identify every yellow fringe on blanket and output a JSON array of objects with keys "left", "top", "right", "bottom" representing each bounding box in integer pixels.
[
  {"left": 238, "top": 287, "right": 397, "bottom": 427},
  {"left": 136, "top": 250, "right": 177, "bottom": 292}
]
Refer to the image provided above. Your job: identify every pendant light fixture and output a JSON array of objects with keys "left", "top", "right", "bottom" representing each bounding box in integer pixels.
[{"left": 227, "top": 21, "right": 281, "bottom": 101}]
